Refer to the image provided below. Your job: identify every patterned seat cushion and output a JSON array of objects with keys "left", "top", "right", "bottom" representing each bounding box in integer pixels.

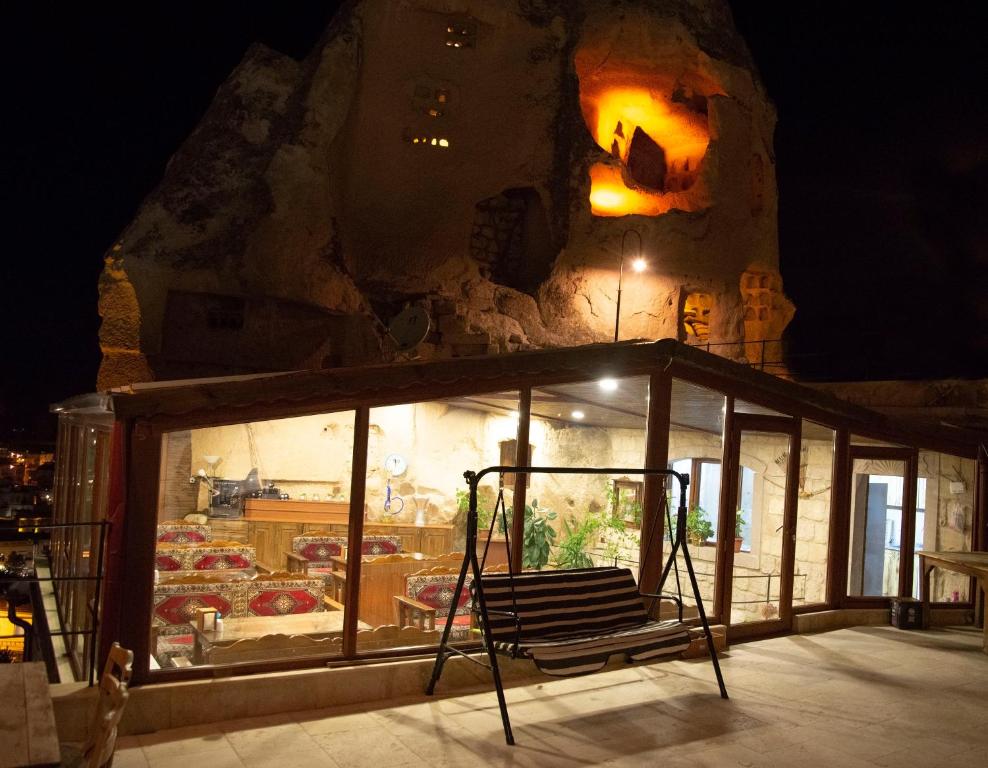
[
  {"left": 152, "top": 581, "right": 237, "bottom": 626},
  {"left": 245, "top": 577, "right": 324, "bottom": 617},
  {"left": 293, "top": 536, "right": 347, "bottom": 566},
  {"left": 360, "top": 536, "right": 402, "bottom": 556},
  {"left": 155, "top": 544, "right": 255, "bottom": 571},
  {"left": 406, "top": 574, "right": 472, "bottom": 620},
  {"left": 153, "top": 575, "right": 324, "bottom": 625},
  {"left": 156, "top": 524, "right": 211, "bottom": 545},
  {"left": 291, "top": 535, "right": 402, "bottom": 567}
]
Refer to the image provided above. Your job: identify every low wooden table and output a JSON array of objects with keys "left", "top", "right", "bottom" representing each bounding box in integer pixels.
[
  {"left": 192, "top": 612, "right": 368, "bottom": 664},
  {"left": 0, "top": 662, "right": 60, "bottom": 768},
  {"left": 917, "top": 550, "right": 988, "bottom": 653}
]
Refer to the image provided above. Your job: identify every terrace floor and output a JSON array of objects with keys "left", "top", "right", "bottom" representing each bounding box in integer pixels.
[{"left": 113, "top": 625, "right": 988, "bottom": 768}]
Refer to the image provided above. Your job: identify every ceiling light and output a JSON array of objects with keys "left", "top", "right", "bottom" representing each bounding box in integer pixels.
[
  {"left": 571, "top": 410, "right": 585, "bottom": 420},
  {"left": 598, "top": 378, "right": 619, "bottom": 392}
]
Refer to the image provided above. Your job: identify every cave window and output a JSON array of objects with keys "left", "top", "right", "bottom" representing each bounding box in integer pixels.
[
  {"left": 205, "top": 297, "right": 245, "bottom": 331},
  {"left": 470, "top": 188, "right": 554, "bottom": 296},
  {"left": 683, "top": 293, "right": 712, "bottom": 342},
  {"left": 444, "top": 16, "right": 476, "bottom": 48}
]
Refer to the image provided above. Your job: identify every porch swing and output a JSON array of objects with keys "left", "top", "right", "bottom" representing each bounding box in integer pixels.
[{"left": 425, "top": 465, "right": 728, "bottom": 745}]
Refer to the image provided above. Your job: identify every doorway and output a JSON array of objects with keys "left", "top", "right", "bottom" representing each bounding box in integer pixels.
[{"left": 718, "top": 415, "right": 799, "bottom": 639}]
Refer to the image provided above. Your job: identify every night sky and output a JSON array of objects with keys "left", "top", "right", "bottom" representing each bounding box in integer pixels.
[{"left": 2, "top": 3, "right": 986, "bottom": 443}]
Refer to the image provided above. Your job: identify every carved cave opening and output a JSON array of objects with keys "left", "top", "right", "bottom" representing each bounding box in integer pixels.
[
  {"left": 577, "top": 62, "right": 717, "bottom": 216},
  {"left": 470, "top": 187, "right": 554, "bottom": 296}
]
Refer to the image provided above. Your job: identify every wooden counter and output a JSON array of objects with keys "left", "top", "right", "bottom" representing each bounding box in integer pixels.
[
  {"left": 207, "top": 507, "right": 456, "bottom": 571},
  {"left": 244, "top": 498, "right": 349, "bottom": 524}
]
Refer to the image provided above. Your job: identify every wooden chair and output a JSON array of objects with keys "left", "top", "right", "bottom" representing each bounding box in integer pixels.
[
  {"left": 395, "top": 563, "right": 507, "bottom": 639},
  {"left": 60, "top": 642, "right": 134, "bottom": 768}
]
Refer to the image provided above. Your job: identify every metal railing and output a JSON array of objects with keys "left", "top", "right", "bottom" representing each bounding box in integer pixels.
[{"left": 0, "top": 520, "right": 110, "bottom": 685}]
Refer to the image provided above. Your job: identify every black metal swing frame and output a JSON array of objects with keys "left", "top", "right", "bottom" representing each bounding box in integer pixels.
[{"left": 425, "top": 465, "right": 728, "bottom": 745}]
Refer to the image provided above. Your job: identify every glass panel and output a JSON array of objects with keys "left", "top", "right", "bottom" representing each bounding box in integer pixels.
[
  {"left": 363, "top": 391, "right": 516, "bottom": 652},
  {"left": 666, "top": 379, "right": 726, "bottom": 618},
  {"left": 793, "top": 421, "right": 835, "bottom": 607},
  {"left": 152, "top": 412, "right": 357, "bottom": 671},
  {"left": 915, "top": 452, "right": 976, "bottom": 601},
  {"left": 848, "top": 458, "right": 906, "bottom": 597},
  {"left": 731, "top": 431, "right": 790, "bottom": 624},
  {"left": 528, "top": 376, "right": 649, "bottom": 578}
]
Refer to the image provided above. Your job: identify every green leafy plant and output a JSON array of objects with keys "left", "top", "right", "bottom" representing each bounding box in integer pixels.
[
  {"left": 0, "top": 649, "right": 13, "bottom": 663},
  {"left": 509, "top": 499, "right": 556, "bottom": 570},
  {"left": 686, "top": 505, "right": 714, "bottom": 545},
  {"left": 456, "top": 488, "right": 501, "bottom": 534},
  {"left": 555, "top": 515, "right": 599, "bottom": 569},
  {"left": 735, "top": 510, "right": 746, "bottom": 538}
]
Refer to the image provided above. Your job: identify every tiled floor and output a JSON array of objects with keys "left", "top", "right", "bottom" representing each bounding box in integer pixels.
[{"left": 114, "top": 625, "right": 988, "bottom": 767}]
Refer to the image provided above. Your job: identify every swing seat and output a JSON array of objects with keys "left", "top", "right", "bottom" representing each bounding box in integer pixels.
[{"left": 478, "top": 567, "right": 692, "bottom": 677}]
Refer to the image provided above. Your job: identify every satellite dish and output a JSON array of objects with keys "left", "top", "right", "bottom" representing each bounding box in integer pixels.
[{"left": 388, "top": 305, "right": 431, "bottom": 351}]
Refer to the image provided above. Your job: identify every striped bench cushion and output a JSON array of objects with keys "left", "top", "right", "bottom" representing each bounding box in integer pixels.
[{"left": 479, "top": 567, "right": 690, "bottom": 676}]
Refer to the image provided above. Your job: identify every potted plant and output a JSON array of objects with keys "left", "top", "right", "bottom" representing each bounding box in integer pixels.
[
  {"left": 520, "top": 500, "right": 557, "bottom": 570},
  {"left": 734, "top": 510, "right": 746, "bottom": 553},
  {"left": 686, "top": 505, "right": 713, "bottom": 546}
]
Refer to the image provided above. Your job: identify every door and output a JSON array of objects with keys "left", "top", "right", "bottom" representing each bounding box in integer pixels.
[
  {"left": 719, "top": 415, "right": 799, "bottom": 639},
  {"left": 846, "top": 448, "right": 915, "bottom": 600}
]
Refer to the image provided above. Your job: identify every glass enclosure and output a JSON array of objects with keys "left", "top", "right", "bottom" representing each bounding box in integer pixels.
[
  {"left": 848, "top": 458, "right": 907, "bottom": 597},
  {"left": 105, "top": 342, "right": 983, "bottom": 680},
  {"left": 730, "top": 430, "right": 791, "bottom": 625},
  {"left": 793, "top": 421, "right": 835, "bottom": 607},
  {"left": 50, "top": 410, "right": 112, "bottom": 681},
  {"left": 151, "top": 410, "right": 358, "bottom": 669},
  {"left": 361, "top": 392, "right": 514, "bottom": 652},
  {"left": 665, "top": 379, "right": 726, "bottom": 616},
  {"left": 914, "top": 452, "right": 976, "bottom": 601},
  {"left": 528, "top": 376, "right": 649, "bottom": 577}
]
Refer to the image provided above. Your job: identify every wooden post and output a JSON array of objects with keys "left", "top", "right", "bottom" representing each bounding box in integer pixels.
[
  {"left": 640, "top": 371, "right": 671, "bottom": 595},
  {"left": 343, "top": 407, "right": 370, "bottom": 657}
]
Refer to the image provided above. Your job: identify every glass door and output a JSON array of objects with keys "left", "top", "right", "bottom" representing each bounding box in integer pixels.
[
  {"left": 720, "top": 415, "right": 798, "bottom": 638},
  {"left": 847, "top": 454, "right": 911, "bottom": 597}
]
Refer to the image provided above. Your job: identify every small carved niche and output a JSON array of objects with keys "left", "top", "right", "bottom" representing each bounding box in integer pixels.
[{"left": 682, "top": 292, "right": 712, "bottom": 342}]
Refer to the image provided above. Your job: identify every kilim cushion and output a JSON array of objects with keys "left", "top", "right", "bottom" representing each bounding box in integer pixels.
[
  {"left": 360, "top": 536, "right": 402, "bottom": 556},
  {"left": 156, "top": 524, "right": 211, "bottom": 544},
  {"left": 478, "top": 567, "right": 690, "bottom": 676},
  {"left": 154, "top": 544, "right": 256, "bottom": 571},
  {"left": 295, "top": 537, "right": 346, "bottom": 564},
  {"left": 245, "top": 577, "right": 323, "bottom": 617},
  {"left": 407, "top": 574, "right": 472, "bottom": 619}
]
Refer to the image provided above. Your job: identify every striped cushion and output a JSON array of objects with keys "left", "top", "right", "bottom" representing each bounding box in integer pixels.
[{"left": 479, "top": 567, "right": 690, "bottom": 676}]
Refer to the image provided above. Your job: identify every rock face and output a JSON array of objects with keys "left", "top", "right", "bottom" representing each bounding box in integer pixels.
[{"left": 98, "top": 0, "right": 794, "bottom": 389}]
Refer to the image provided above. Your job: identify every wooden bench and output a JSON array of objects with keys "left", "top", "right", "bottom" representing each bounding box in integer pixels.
[{"left": 479, "top": 567, "right": 692, "bottom": 676}]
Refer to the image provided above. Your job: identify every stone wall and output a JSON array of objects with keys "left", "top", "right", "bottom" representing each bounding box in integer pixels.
[{"left": 98, "top": 0, "right": 792, "bottom": 389}]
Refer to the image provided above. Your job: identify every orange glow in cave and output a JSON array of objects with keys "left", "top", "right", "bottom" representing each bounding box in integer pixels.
[{"left": 583, "top": 86, "right": 711, "bottom": 217}]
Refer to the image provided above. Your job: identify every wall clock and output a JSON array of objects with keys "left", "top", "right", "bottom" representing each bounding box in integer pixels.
[{"left": 384, "top": 453, "right": 408, "bottom": 477}]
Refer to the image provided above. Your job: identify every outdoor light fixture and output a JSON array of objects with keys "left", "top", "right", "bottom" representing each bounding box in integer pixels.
[{"left": 615, "top": 229, "right": 646, "bottom": 342}]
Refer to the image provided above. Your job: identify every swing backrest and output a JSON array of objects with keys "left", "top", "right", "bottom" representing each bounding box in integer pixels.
[{"left": 479, "top": 567, "right": 649, "bottom": 641}]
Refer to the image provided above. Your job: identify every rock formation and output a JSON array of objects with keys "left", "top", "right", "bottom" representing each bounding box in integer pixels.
[{"left": 98, "top": 0, "right": 794, "bottom": 389}]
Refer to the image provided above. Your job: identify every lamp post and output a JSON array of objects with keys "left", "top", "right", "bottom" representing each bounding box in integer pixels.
[{"left": 614, "top": 229, "right": 646, "bottom": 342}]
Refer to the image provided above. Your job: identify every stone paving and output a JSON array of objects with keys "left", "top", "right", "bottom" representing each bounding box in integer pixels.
[{"left": 114, "top": 625, "right": 988, "bottom": 767}]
